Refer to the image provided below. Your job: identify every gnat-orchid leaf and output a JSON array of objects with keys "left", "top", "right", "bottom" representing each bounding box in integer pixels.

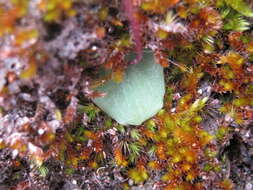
[{"left": 92, "top": 52, "right": 165, "bottom": 125}]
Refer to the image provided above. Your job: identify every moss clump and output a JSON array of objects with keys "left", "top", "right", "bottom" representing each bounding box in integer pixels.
[{"left": 0, "top": 0, "right": 252, "bottom": 189}]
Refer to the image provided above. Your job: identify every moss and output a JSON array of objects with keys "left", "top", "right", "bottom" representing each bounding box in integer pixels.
[{"left": 0, "top": 0, "right": 252, "bottom": 189}]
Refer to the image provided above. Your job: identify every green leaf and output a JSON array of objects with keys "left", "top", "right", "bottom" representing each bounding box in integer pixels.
[
  {"left": 38, "top": 165, "right": 49, "bottom": 177},
  {"left": 223, "top": 13, "right": 250, "bottom": 31},
  {"left": 129, "top": 142, "right": 141, "bottom": 156},
  {"left": 225, "top": 0, "right": 253, "bottom": 17},
  {"left": 221, "top": 7, "right": 250, "bottom": 31},
  {"left": 130, "top": 129, "right": 141, "bottom": 140},
  {"left": 92, "top": 52, "right": 165, "bottom": 125}
]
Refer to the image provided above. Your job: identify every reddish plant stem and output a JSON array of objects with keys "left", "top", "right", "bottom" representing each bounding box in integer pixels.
[{"left": 122, "top": 0, "right": 143, "bottom": 64}]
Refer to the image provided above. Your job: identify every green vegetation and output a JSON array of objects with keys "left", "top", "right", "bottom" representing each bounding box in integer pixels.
[{"left": 0, "top": 0, "right": 253, "bottom": 189}]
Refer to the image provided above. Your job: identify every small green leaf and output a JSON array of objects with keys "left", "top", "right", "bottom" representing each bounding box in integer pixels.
[
  {"left": 223, "top": 11, "right": 250, "bottom": 31},
  {"left": 38, "top": 165, "right": 49, "bottom": 177},
  {"left": 129, "top": 142, "right": 141, "bottom": 156},
  {"left": 130, "top": 129, "right": 141, "bottom": 140},
  {"left": 225, "top": 0, "right": 253, "bottom": 17},
  {"left": 92, "top": 52, "right": 165, "bottom": 125}
]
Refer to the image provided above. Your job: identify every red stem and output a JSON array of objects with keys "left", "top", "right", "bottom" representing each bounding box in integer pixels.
[{"left": 122, "top": 0, "right": 143, "bottom": 64}]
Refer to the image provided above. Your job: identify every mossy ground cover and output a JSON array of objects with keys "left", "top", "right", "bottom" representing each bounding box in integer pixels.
[{"left": 0, "top": 0, "right": 253, "bottom": 190}]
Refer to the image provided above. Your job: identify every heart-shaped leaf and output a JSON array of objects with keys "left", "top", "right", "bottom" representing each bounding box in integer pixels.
[{"left": 92, "top": 52, "right": 165, "bottom": 125}]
